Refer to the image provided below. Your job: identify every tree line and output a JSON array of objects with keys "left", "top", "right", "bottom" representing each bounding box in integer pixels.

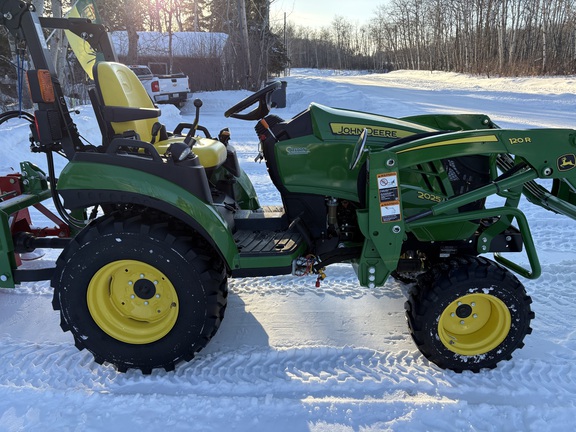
[
  {"left": 2, "top": 0, "right": 575, "bottom": 105},
  {"left": 283, "top": 0, "right": 576, "bottom": 76}
]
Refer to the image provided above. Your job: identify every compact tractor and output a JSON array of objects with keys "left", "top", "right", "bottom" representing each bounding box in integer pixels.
[{"left": 1, "top": 0, "right": 576, "bottom": 373}]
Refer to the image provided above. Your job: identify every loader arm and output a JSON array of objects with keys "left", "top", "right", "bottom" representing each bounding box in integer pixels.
[
  {"left": 391, "top": 128, "right": 576, "bottom": 217},
  {"left": 355, "top": 127, "right": 576, "bottom": 286}
]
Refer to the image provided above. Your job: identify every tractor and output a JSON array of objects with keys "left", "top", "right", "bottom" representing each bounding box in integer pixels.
[{"left": 1, "top": 0, "right": 576, "bottom": 374}]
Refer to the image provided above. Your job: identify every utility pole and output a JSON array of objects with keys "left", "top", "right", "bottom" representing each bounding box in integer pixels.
[
  {"left": 194, "top": 1, "right": 199, "bottom": 32},
  {"left": 167, "top": 0, "right": 174, "bottom": 74},
  {"left": 237, "top": 0, "right": 252, "bottom": 88},
  {"left": 125, "top": 0, "right": 139, "bottom": 65},
  {"left": 284, "top": 11, "right": 289, "bottom": 76},
  {"left": 259, "top": 0, "right": 270, "bottom": 83}
]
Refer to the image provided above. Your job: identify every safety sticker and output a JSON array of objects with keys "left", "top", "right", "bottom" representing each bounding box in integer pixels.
[{"left": 377, "top": 173, "right": 401, "bottom": 222}]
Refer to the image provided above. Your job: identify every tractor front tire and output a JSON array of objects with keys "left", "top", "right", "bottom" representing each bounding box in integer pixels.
[
  {"left": 52, "top": 214, "right": 227, "bottom": 373},
  {"left": 405, "top": 256, "right": 534, "bottom": 372}
]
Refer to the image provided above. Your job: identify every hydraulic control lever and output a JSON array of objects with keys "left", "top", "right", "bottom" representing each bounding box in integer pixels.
[{"left": 184, "top": 99, "right": 203, "bottom": 146}]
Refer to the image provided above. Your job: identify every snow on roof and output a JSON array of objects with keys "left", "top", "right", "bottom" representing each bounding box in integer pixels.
[{"left": 110, "top": 31, "right": 229, "bottom": 58}]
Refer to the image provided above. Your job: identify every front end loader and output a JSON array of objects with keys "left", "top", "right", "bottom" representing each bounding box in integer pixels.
[{"left": 1, "top": 0, "right": 576, "bottom": 374}]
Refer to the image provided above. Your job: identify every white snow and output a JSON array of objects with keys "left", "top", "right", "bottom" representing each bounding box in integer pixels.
[{"left": 1, "top": 69, "right": 576, "bottom": 431}]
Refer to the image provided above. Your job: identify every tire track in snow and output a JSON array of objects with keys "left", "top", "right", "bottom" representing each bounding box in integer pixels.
[
  {"left": 524, "top": 260, "right": 576, "bottom": 358},
  {"left": 1, "top": 339, "right": 575, "bottom": 408},
  {"left": 229, "top": 263, "right": 409, "bottom": 299}
]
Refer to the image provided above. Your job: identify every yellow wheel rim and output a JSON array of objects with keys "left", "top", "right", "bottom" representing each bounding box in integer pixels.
[
  {"left": 438, "top": 293, "right": 511, "bottom": 356},
  {"left": 87, "top": 260, "right": 179, "bottom": 344}
]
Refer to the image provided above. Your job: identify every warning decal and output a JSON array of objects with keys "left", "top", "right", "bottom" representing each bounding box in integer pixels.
[{"left": 377, "top": 173, "right": 401, "bottom": 222}]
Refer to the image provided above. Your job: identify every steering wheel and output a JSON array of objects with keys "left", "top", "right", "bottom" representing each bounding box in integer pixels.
[
  {"left": 349, "top": 128, "right": 369, "bottom": 170},
  {"left": 224, "top": 81, "right": 282, "bottom": 121}
]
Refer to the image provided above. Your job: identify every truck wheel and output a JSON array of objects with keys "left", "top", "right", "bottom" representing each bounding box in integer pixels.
[
  {"left": 52, "top": 214, "right": 227, "bottom": 373},
  {"left": 405, "top": 256, "right": 534, "bottom": 372}
]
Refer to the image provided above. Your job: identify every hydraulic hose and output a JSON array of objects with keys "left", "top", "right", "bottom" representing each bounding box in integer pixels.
[
  {"left": 45, "top": 150, "right": 87, "bottom": 230},
  {"left": 0, "top": 110, "right": 34, "bottom": 125},
  {"left": 0, "top": 110, "right": 87, "bottom": 230}
]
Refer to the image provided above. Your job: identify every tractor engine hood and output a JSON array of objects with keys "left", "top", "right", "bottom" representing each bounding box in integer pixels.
[{"left": 308, "top": 103, "right": 437, "bottom": 144}]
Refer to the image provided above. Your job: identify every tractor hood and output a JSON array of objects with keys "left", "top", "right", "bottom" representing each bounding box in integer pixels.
[{"left": 309, "top": 103, "right": 437, "bottom": 144}]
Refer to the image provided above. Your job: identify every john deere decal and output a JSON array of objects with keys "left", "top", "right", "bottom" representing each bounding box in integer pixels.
[
  {"left": 558, "top": 154, "right": 576, "bottom": 172},
  {"left": 331, "top": 123, "right": 414, "bottom": 139}
]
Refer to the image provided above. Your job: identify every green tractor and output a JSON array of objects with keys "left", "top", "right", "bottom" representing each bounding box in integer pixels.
[{"left": 1, "top": 0, "right": 576, "bottom": 374}]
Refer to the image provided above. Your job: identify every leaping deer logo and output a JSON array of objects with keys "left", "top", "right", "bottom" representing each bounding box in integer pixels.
[{"left": 558, "top": 154, "right": 576, "bottom": 171}]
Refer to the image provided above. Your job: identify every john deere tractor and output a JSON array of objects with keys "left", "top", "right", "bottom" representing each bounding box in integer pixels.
[{"left": 1, "top": 0, "right": 576, "bottom": 373}]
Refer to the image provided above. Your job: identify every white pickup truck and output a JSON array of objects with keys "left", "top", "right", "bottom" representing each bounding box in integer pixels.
[{"left": 128, "top": 65, "right": 190, "bottom": 107}]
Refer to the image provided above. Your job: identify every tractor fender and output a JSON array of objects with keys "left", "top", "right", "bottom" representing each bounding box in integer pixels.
[{"left": 56, "top": 160, "right": 239, "bottom": 269}]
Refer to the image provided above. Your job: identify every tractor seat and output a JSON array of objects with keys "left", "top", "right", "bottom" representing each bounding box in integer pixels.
[{"left": 91, "top": 61, "right": 226, "bottom": 168}]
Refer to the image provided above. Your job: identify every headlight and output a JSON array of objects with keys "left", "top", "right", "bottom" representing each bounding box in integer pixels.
[{"left": 166, "top": 143, "right": 192, "bottom": 162}]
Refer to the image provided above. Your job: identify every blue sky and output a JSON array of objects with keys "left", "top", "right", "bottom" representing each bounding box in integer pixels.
[{"left": 270, "top": 0, "right": 386, "bottom": 29}]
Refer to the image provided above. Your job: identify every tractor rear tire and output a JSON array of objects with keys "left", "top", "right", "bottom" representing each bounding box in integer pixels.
[
  {"left": 405, "top": 256, "right": 534, "bottom": 372},
  {"left": 52, "top": 214, "right": 227, "bottom": 373}
]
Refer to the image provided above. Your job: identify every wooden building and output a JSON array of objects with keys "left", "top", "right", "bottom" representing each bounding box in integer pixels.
[{"left": 110, "top": 31, "right": 229, "bottom": 92}]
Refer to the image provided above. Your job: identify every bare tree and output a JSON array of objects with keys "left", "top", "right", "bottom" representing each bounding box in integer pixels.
[{"left": 124, "top": 0, "right": 139, "bottom": 65}]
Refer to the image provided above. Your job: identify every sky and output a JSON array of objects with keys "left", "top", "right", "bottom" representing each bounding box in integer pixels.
[{"left": 270, "top": 0, "right": 386, "bottom": 29}]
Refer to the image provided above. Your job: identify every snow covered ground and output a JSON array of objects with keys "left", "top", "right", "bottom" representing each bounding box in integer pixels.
[{"left": 1, "top": 69, "right": 576, "bottom": 431}]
